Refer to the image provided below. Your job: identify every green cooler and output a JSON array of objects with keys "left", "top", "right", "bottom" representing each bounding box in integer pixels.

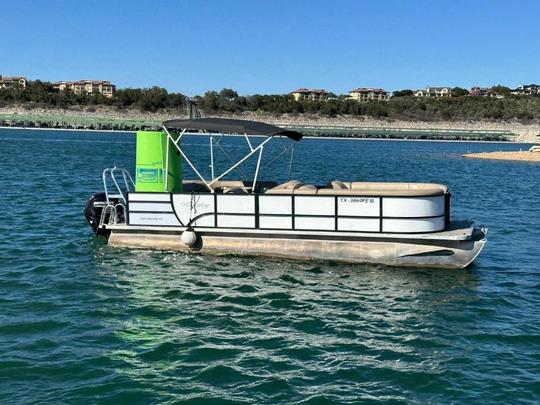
[{"left": 135, "top": 131, "right": 183, "bottom": 192}]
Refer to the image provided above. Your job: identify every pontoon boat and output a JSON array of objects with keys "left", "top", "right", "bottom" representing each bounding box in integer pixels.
[{"left": 84, "top": 118, "right": 486, "bottom": 269}]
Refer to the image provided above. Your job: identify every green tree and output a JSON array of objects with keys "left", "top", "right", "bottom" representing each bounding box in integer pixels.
[
  {"left": 491, "top": 85, "right": 512, "bottom": 96},
  {"left": 166, "top": 92, "right": 186, "bottom": 109},
  {"left": 219, "top": 88, "right": 238, "bottom": 100},
  {"left": 136, "top": 87, "right": 168, "bottom": 112},
  {"left": 392, "top": 89, "right": 414, "bottom": 97},
  {"left": 199, "top": 91, "right": 219, "bottom": 112},
  {"left": 451, "top": 87, "right": 469, "bottom": 97}
]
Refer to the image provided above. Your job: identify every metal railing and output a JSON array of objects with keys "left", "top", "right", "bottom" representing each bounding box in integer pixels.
[
  {"left": 100, "top": 166, "right": 135, "bottom": 227},
  {"left": 102, "top": 166, "right": 135, "bottom": 206}
]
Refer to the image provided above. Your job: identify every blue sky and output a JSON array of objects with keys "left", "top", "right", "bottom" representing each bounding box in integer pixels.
[{"left": 1, "top": 0, "right": 539, "bottom": 95}]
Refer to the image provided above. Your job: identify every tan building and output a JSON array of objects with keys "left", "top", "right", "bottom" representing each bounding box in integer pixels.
[
  {"left": 415, "top": 86, "right": 452, "bottom": 98},
  {"left": 470, "top": 87, "right": 502, "bottom": 98},
  {"left": 290, "top": 88, "right": 329, "bottom": 102},
  {"left": 53, "top": 80, "right": 116, "bottom": 98},
  {"left": 0, "top": 75, "right": 27, "bottom": 89},
  {"left": 348, "top": 88, "right": 389, "bottom": 102}
]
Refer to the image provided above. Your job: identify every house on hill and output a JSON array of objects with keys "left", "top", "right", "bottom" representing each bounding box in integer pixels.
[
  {"left": 414, "top": 86, "right": 452, "bottom": 98},
  {"left": 290, "top": 88, "right": 329, "bottom": 102},
  {"left": 470, "top": 87, "right": 502, "bottom": 98},
  {"left": 348, "top": 88, "right": 389, "bottom": 102},
  {"left": 0, "top": 75, "right": 27, "bottom": 89},
  {"left": 53, "top": 80, "right": 116, "bottom": 98}
]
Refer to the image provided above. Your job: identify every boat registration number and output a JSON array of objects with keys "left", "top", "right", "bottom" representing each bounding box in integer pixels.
[{"left": 340, "top": 197, "right": 376, "bottom": 204}]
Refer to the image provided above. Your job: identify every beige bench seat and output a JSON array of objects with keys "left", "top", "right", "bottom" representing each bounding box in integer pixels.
[
  {"left": 266, "top": 180, "right": 447, "bottom": 196},
  {"left": 185, "top": 179, "right": 448, "bottom": 197},
  {"left": 318, "top": 181, "right": 448, "bottom": 196}
]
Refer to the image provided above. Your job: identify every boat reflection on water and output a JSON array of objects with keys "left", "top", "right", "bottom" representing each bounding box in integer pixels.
[{"left": 92, "top": 246, "right": 481, "bottom": 397}]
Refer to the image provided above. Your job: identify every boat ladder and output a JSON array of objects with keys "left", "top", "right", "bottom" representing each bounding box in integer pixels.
[{"left": 100, "top": 166, "right": 135, "bottom": 227}]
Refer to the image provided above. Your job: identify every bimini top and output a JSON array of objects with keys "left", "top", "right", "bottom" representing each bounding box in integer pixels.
[{"left": 162, "top": 118, "right": 303, "bottom": 141}]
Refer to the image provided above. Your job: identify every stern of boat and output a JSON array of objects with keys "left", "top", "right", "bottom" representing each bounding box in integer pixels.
[{"left": 84, "top": 166, "right": 133, "bottom": 236}]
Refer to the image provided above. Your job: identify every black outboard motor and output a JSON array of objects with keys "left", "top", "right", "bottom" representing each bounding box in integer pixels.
[{"left": 84, "top": 192, "right": 110, "bottom": 236}]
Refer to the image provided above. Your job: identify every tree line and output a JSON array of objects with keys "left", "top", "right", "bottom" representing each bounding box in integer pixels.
[
  {"left": 1, "top": 81, "right": 539, "bottom": 122},
  {"left": 0, "top": 80, "right": 185, "bottom": 112},
  {"left": 196, "top": 87, "right": 539, "bottom": 121}
]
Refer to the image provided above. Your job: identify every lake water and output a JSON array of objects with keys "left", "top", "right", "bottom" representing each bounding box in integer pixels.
[{"left": 0, "top": 128, "right": 539, "bottom": 403}]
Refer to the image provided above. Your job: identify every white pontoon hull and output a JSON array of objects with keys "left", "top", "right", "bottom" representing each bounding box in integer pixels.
[{"left": 107, "top": 224, "right": 486, "bottom": 269}]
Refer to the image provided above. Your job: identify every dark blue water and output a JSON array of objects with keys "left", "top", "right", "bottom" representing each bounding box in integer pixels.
[{"left": 0, "top": 129, "right": 539, "bottom": 404}]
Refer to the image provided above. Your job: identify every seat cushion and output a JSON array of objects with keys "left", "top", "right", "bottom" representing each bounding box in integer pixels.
[
  {"left": 348, "top": 182, "right": 448, "bottom": 196},
  {"left": 294, "top": 185, "right": 318, "bottom": 194},
  {"left": 211, "top": 180, "right": 245, "bottom": 189},
  {"left": 266, "top": 180, "right": 303, "bottom": 194},
  {"left": 318, "top": 188, "right": 370, "bottom": 195},
  {"left": 331, "top": 180, "right": 350, "bottom": 190}
]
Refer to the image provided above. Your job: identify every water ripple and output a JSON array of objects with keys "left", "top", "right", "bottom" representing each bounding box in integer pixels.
[{"left": 0, "top": 129, "right": 539, "bottom": 403}]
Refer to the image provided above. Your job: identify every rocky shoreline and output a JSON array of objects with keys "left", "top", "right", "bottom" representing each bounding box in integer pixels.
[{"left": 1, "top": 105, "right": 539, "bottom": 143}]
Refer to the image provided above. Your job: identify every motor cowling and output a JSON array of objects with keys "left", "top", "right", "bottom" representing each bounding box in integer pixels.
[{"left": 84, "top": 192, "right": 109, "bottom": 235}]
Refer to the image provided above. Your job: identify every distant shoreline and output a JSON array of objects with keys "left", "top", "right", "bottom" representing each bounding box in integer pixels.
[
  {"left": 0, "top": 125, "right": 132, "bottom": 134},
  {"left": 1, "top": 106, "right": 539, "bottom": 143},
  {"left": 0, "top": 125, "right": 528, "bottom": 145}
]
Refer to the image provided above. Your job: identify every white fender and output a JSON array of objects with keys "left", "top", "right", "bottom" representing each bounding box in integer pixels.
[{"left": 181, "top": 230, "right": 197, "bottom": 247}]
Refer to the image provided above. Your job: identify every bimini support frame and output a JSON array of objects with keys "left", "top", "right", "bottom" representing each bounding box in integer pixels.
[{"left": 162, "top": 125, "right": 274, "bottom": 192}]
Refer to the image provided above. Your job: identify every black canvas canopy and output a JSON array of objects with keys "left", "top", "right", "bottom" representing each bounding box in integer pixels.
[{"left": 162, "top": 118, "right": 303, "bottom": 141}]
